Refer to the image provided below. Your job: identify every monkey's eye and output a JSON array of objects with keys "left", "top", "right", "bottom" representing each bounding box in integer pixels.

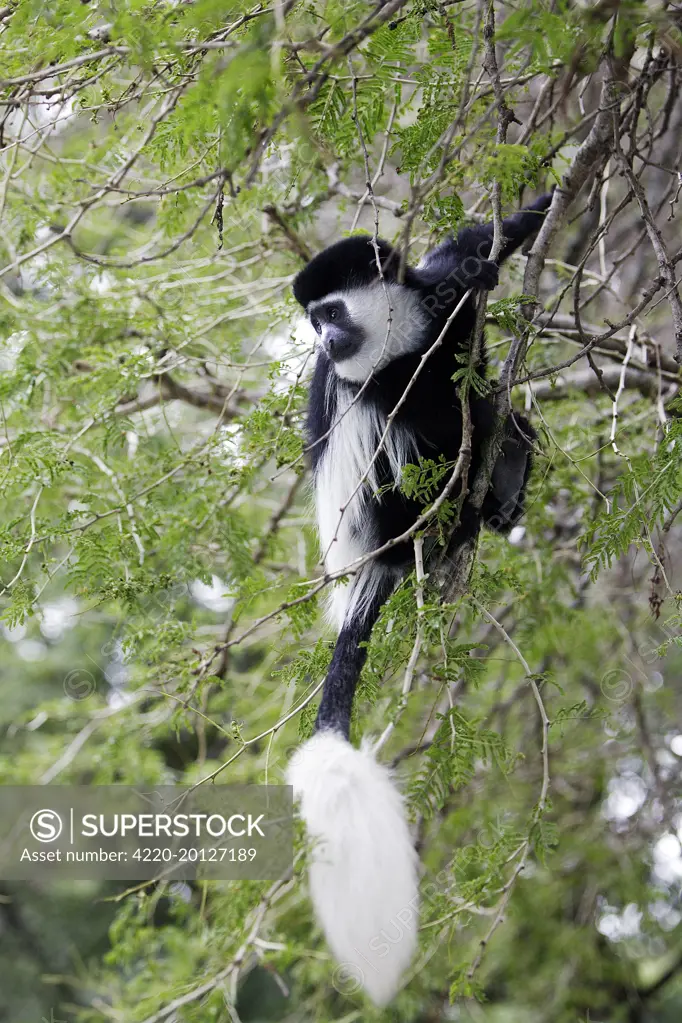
[
  {"left": 311, "top": 316, "right": 321, "bottom": 334},
  {"left": 328, "top": 305, "right": 339, "bottom": 321}
]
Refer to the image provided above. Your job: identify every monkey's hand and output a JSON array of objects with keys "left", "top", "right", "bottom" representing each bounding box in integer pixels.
[{"left": 458, "top": 257, "right": 499, "bottom": 291}]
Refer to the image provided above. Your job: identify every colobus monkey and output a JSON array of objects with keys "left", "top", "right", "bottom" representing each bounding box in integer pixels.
[{"left": 287, "top": 193, "right": 551, "bottom": 1005}]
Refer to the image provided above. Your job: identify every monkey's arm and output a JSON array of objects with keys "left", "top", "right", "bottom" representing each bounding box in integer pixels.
[
  {"left": 457, "top": 191, "right": 553, "bottom": 265},
  {"left": 413, "top": 192, "right": 553, "bottom": 289}
]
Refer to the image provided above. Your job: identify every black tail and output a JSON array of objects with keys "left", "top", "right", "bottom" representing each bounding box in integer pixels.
[{"left": 315, "top": 567, "right": 396, "bottom": 736}]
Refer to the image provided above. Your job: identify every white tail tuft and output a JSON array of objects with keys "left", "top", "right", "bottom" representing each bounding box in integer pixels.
[{"left": 287, "top": 731, "right": 419, "bottom": 1006}]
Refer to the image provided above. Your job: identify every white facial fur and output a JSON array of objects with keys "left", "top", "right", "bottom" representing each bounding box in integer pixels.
[
  {"left": 315, "top": 383, "right": 416, "bottom": 630},
  {"left": 323, "top": 282, "right": 427, "bottom": 383}
]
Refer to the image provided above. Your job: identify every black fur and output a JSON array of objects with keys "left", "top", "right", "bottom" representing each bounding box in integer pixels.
[
  {"left": 295, "top": 193, "right": 551, "bottom": 737},
  {"left": 293, "top": 236, "right": 406, "bottom": 307}
]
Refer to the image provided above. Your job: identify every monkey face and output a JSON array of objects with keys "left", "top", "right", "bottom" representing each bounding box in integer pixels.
[
  {"left": 308, "top": 296, "right": 365, "bottom": 364},
  {"left": 307, "top": 286, "right": 426, "bottom": 382}
]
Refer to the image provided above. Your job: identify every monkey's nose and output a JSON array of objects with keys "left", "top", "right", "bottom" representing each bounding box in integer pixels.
[{"left": 325, "top": 334, "right": 354, "bottom": 361}]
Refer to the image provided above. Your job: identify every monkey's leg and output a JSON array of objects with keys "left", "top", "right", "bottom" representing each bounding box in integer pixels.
[{"left": 482, "top": 412, "right": 536, "bottom": 534}]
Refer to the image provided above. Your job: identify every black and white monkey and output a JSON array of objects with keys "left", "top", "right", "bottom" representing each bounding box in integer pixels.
[{"left": 287, "top": 193, "right": 551, "bottom": 1004}]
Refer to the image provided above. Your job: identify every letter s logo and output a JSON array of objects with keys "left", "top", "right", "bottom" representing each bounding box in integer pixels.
[{"left": 30, "top": 809, "right": 63, "bottom": 843}]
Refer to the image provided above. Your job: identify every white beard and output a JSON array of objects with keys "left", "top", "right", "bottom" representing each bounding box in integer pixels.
[{"left": 315, "top": 382, "right": 416, "bottom": 629}]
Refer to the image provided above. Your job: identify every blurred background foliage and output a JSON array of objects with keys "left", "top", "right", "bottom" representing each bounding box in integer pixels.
[{"left": 1, "top": 0, "right": 682, "bottom": 1021}]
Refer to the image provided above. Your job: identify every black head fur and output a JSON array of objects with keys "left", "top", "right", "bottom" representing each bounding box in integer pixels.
[{"left": 293, "top": 235, "right": 402, "bottom": 308}]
